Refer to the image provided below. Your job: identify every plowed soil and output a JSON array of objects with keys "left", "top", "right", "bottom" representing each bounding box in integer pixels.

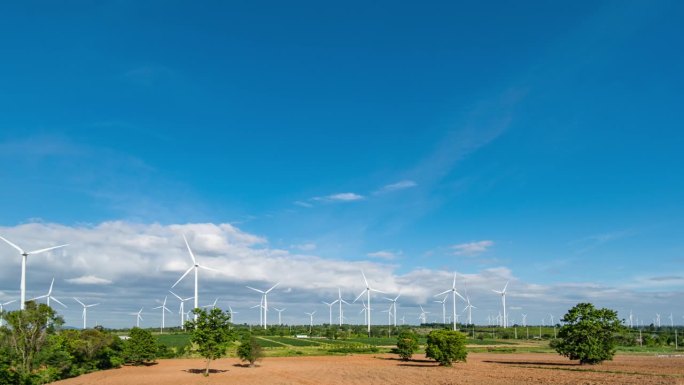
[{"left": 52, "top": 353, "right": 684, "bottom": 385}]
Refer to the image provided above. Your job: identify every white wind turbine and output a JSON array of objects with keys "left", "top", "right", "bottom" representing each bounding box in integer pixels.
[
  {"left": 202, "top": 297, "right": 219, "bottom": 310},
  {"left": 30, "top": 278, "right": 67, "bottom": 308},
  {"left": 521, "top": 313, "right": 527, "bottom": 327},
  {"left": 354, "top": 271, "right": 385, "bottom": 336},
  {"left": 434, "top": 295, "right": 448, "bottom": 324},
  {"left": 133, "top": 307, "right": 144, "bottom": 327},
  {"left": 153, "top": 296, "right": 172, "bottom": 334},
  {"left": 274, "top": 307, "right": 285, "bottom": 325},
  {"left": 359, "top": 300, "right": 370, "bottom": 325},
  {"left": 383, "top": 293, "right": 401, "bottom": 327},
  {"left": 73, "top": 298, "right": 99, "bottom": 329},
  {"left": 492, "top": 281, "right": 509, "bottom": 328},
  {"left": 436, "top": 272, "right": 466, "bottom": 331},
  {"left": 0, "top": 236, "right": 68, "bottom": 310},
  {"left": 246, "top": 282, "right": 279, "bottom": 329},
  {"left": 323, "top": 300, "right": 338, "bottom": 325},
  {"left": 228, "top": 305, "right": 239, "bottom": 324},
  {"left": 169, "top": 291, "right": 193, "bottom": 329},
  {"left": 336, "top": 288, "right": 350, "bottom": 326},
  {"left": 418, "top": 305, "right": 430, "bottom": 324},
  {"left": 171, "top": 234, "right": 220, "bottom": 321},
  {"left": 305, "top": 311, "right": 316, "bottom": 333},
  {"left": 463, "top": 296, "right": 476, "bottom": 325},
  {"left": 251, "top": 298, "right": 264, "bottom": 327},
  {"left": 0, "top": 300, "right": 17, "bottom": 327}
]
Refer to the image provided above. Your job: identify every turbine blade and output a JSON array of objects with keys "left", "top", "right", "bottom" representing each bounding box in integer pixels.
[
  {"left": 198, "top": 264, "right": 220, "bottom": 273},
  {"left": 502, "top": 281, "right": 509, "bottom": 293},
  {"left": 435, "top": 289, "right": 450, "bottom": 297},
  {"left": 28, "top": 244, "right": 68, "bottom": 255},
  {"left": 48, "top": 277, "right": 55, "bottom": 295},
  {"left": 266, "top": 282, "right": 280, "bottom": 293},
  {"left": 455, "top": 291, "right": 466, "bottom": 301},
  {"left": 51, "top": 297, "right": 67, "bottom": 308},
  {"left": 353, "top": 290, "right": 366, "bottom": 303},
  {"left": 182, "top": 234, "right": 197, "bottom": 264},
  {"left": 172, "top": 266, "right": 194, "bottom": 288},
  {"left": 246, "top": 286, "right": 265, "bottom": 294},
  {"left": 452, "top": 272, "right": 457, "bottom": 289},
  {"left": 0, "top": 236, "right": 24, "bottom": 253},
  {"left": 73, "top": 297, "right": 85, "bottom": 307},
  {"left": 361, "top": 270, "right": 369, "bottom": 287},
  {"left": 169, "top": 291, "right": 183, "bottom": 301}
]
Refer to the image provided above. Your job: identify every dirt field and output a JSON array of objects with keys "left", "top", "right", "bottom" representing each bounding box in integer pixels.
[{"left": 52, "top": 353, "right": 684, "bottom": 385}]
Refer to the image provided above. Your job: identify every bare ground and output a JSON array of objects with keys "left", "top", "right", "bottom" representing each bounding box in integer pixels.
[{"left": 52, "top": 353, "right": 684, "bottom": 385}]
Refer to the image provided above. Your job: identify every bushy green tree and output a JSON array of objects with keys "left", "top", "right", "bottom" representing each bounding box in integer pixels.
[
  {"left": 236, "top": 333, "right": 264, "bottom": 367},
  {"left": 185, "top": 308, "right": 235, "bottom": 376},
  {"left": 1, "top": 301, "right": 62, "bottom": 376},
  {"left": 122, "top": 327, "right": 157, "bottom": 365},
  {"left": 425, "top": 329, "right": 467, "bottom": 366},
  {"left": 395, "top": 330, "right": 418, "bottom": 361},
  {"left": 554, "top": 303, "right": 624, "bottom": 365}
]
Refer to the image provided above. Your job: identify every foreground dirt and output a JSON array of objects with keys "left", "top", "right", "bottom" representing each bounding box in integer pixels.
[{"left": 52, "top": 353, "right": 684, "bottom": 385}]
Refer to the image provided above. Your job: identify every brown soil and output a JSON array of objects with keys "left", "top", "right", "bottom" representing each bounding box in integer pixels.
[{"left": 52, "top": 353, "right": 684, "bottom": 385}]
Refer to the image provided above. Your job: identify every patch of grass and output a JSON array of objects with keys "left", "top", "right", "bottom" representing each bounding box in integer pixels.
[{"left": 155, "top": 333, "right": 191, "bottom": 349}]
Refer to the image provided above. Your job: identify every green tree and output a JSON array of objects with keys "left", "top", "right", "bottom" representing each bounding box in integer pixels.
[
  {"left": 425, "top": 329, "right": 467, "bottom": 366},
  {"left": 122, "top": 327, "right": 157, "bottom": 365},
  {"left": 554, "top": 303, "right": 624, "bottom": 365},
  {"left": 185, "top": 308, "right": 235, "bottom": 376},
  {"left": 1, "top": 301, "right": 63, "bottom": 376},
  {"left": 236, "top": 333, "right": 264, "bottom": 367},
  {"left": 395, "top": 330, "right": 419, "bottom": 361}
]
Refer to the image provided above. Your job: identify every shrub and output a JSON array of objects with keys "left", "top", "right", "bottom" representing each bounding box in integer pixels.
[
  {"left": 396, "top": 330, "right": 419, "bottom": 361},
  {"left": 236, "top": 334, "right": 264, "bottom": 367},
  {"left": 425, "top": 330, "right": 467, "bottom": 366},
  {"left": 122, "top": 328, "right": 157, "bottom": 365}
]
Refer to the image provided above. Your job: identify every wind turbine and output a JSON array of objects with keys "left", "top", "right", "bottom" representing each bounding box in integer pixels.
[
  {"left": 354, "top": 271, "right": 385, "bottom": 336},
  {"left": 434, "top": 295, "right": 448, "bottom": 324},
  {"left": 521, "top": 313, "right": 527, "bottom": 327},
  {"left": 463, "top": 296, "right": 476, "bottom": 325},
  {"left": 336, "top": 288, "right": 350, "bottom": 326},
  {"left": 274, "top": 307, "right": 285, "bottom": 325},
  {"left": 171, "top": 234, "right": 220, "bottom": 321},
  {"left": 0, "top": 236, "right": 68, "bottom": 310},
  {"left": 418, "top": 305, "right": 430, "bottom": 324},
  {"left": 492, "top": 281, "right": 509, "bottom": 328},
  {"left": 436, "top": 272, "right": 466, "bottom": 331},
  {"left": 246, "top": 282, "right": 279, "bottom": 329},
  {"left": 169, "top": 291, "right": 193, "bottom": 329},
  {"left": 202, "top": 297, "right": 219, "bottom": 310},
  {"left": 133, "top": 307, "right": 143, "bottom": 327},
  {"left": 383, "top": 293, "right": 401, "bottom": 327},
  {"left": 30, "top": 278, "right": 67, "bottom": 308},
  {"left": 305, "top": 311, "right": 316, "bottom": 334},
  {"left": 323, "top": 300, "right": 338, "bottom": 325},
  {"left": 153, "top": 296, "right": 172, "bottom": 334},
  {"left": 228, "top": 305, "right": 239, "bottom": 324},
  {"left": 0, "top": 300, "right": 17, "bottom": 326},
  {"left": 73, "top": 298, "right": 99, "bottom": 329}
]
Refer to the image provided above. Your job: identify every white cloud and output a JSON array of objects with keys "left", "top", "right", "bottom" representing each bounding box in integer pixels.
[
  {"left": 374, "top": 180, "right": 417, "bottom": 194},
  {"left": 367, "top": 250, "right": 401, "bottom": 260},
  {"left": 452, "top": 240, "right": 494, "bottom": 256},
  {"left": 294, "top": 201, "right": 313, "bottom": 208},
  {"left": 291, "top": 243, "right": 317, "bottom": 252},
  {"left": 320, "top": 192, "right": 364, "bottom": 202},
  {"left": 66, "top": 275, "right": 113, "bottom": 285}
]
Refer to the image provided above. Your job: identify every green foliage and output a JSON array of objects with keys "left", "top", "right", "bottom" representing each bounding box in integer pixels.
[
  {"left": 554, "top": 303, "right": 625, "bottom": 365},
  {"left": 185, "top": 308, "right": 235, "bottom": 376},
  {"left": 395, "top": 330, "right": 418, "bottom": 361},
  {"left": 425, "top": 330, "right": 467, "bottom": 366},
  {"left": 236, "top": 333, "right": 264, "bottom": 367},
  {"left": 1, "top": 301, "right": 62, "bottom": 375},
  {"left": 122, "top": 328, "right": 157, "bottom": 365}
]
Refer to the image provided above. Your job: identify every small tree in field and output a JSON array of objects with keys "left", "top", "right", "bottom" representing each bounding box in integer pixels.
[
  {"left": 236, "top": 333, "right": 263, "bottom": 367},
  {"left": 425, "top": 329, "right": 467, "bottom": 366},
  {"left": 554, "top": 303, "right": 624, "bottom": 365},
  {"left": 122, "top": 327, "right": 157, "bottom": 365},
  {"left": 185, "top": 308, "right": 235, "bottom": 376},
  {"left": 396, "top": 330, "right": 419, "bottom": 361}
]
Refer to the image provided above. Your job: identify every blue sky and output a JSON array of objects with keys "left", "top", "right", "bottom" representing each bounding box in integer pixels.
[{"left": 0, "top": 1, "right": 682, "bottom": 328}]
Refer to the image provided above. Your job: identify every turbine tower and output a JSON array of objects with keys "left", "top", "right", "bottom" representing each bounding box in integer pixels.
[
  {"left": 492, "top": 281, "right": 509, "bottom": 328},
  {"left": 246, "top": 282, "right": 279, "bottom": 329},
  {"left": 436, "top": 272, "right": 465, "bottom": 331},
  {"left": 274, "top": 307, "right": 285, "bottom": 325},
  {"left": 336, "top": 288, "right": 350, "bottom": 326},
  {"left": 153, "top": 296, "right": 172, "bottom": 334},
  {"left": 305, "top": 311, "right": 316, "bottom": 333},
  {"left": 354, "top": 270, "right": 385, "bottom": 336},
  {"left": 0, "top": 236, "right": 68, "bottom": 310},
  {"left": 434, "top": 295, "right": 448, "bottom": 324},
  {"left": 30, "top": 278, "right": 67, "bottom": 308},
  {"left": 323, "top": 300, "right": 337, "bottom": 325},
  {"left": 73, "top": 298, "right": 99, "bottom": 329},
  {"left": 171, "top": 234, "right": 219, "bottom": 321}
]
